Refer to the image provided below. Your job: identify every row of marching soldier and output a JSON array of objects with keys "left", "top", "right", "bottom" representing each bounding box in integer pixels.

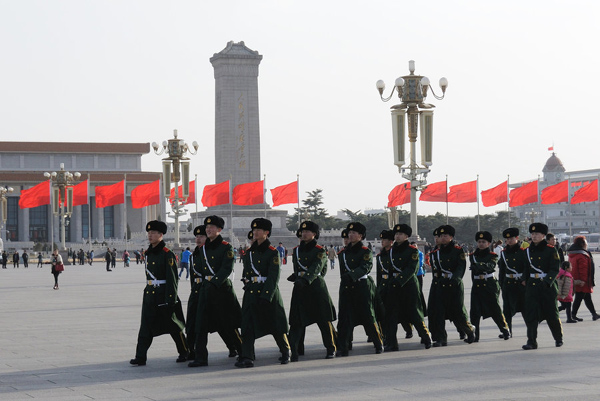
[{"left": 128, "top": 217, "right": 575, "bottom": 367}]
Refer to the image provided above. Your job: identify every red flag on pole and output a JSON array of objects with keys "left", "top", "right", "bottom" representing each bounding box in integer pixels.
[
  {"left": 481, "top": 181, "right": 508, "bottom": 207},
  {"left": 509, "top": 180, "right": 538, "bottom": 207},
  {"left": 71, "top": 180, "right": 89, "bottom": 207},
  {"left": 419, "top": 181, "right": 447, "bottom": 202},
  {"left": 95, "top": 180, "right": 125, "bottom": 208},
  {"left": 571, "top": 180, "right": 599, "bottom": 204},
  {"left": 131, "top": 180, "right": 161, "bottom": 209},
  {"left": 169, "top": 181, "right": 196, "bottom": 205},
  {"left": 201, "top": 180, "right": 230, "bottom": 207},
  {"left": 271, "top": 181, "right": 298, "bottom": 207},
  {"left": 387, "top": 183, "right": 411, "bottom": 207},
  {"left": 447, "top": 180, "right": 477, "bottom": 203},
  {"left": 18, "top": 181, "right": 51, "bottom": 209},
  {"left": 233, "top": 180, "right": 264, "bottom": 206},
  {"left": 541, "top": 180, "right": 568, "bottom": 205}
]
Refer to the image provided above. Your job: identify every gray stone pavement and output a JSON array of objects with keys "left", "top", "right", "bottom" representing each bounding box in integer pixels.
[{"left": 1, "top": 257, "right": 600, "bottom": 400}]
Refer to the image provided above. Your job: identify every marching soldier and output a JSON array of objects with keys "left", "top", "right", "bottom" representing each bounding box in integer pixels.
[
  {"left": 189, "top": 216, "right": 242, "bottom": 367},
  {"left": 497, "top": 227, "right": 527, "bottom": 337},
  {"left": 469, "top": 231, "right": 510, "bottom": 342},
  {"left": 428, "top": 225, "right": 475, "bottom": 346},
  {"left": 130, "top": 220, "right": 188, "bottom": 366},
  {"left": 375, "top": 230, "right": 394, "bottom": 346},
  {"left": 288, "top": 221, "right": 337, "bottom": 361},
  {"left": 522, "top": 223, "right": 563, "bottom": 350},
  {"left": 184, "top": 224, "right": 207, "bottom": 360},
  {"left": 236, "top": 218, "right": 291, "bottom": 368},
  {"left": 385, "top": 224, "right": 432, "bottom": 351},
  {"left": 337, "top": 222, "right": 383, "bottom": 356}
]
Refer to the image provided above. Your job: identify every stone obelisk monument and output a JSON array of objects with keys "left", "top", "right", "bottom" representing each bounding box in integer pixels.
[{"left": 194, "top": 41, "right": 288, "bottom": 244}]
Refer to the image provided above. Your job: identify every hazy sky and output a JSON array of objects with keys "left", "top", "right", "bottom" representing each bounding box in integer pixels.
[{"left": 2, "top": 0, "right": 599, "bottom": 220}]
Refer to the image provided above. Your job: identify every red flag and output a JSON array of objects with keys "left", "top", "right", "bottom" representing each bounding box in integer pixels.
[
  {"left": 201, "top": 180, "right": 230, "bottom": 207},
  {"left": 571, "top": 180, "right": 598, "bottom": 204},
  {"left": 509, "top": 180, "right": 538, "bottom": 207},
  {"left": 169, "top": 181, "right": 196, "bottom": 205},
  {"left": 18, "top": 181, "right": 51, "bottom": 209},
  {"left": 95, "top": 180, "right": 125, "bottom": 208},
  {"left": 541, "top": 180, "right": 568, "bottom": 205},
  {"left": 271, "top": 181, "right": 298, "bottom": 207},
  {"left": 71, "top": 180, "right": 88, "bottom": 207},
  {"left": 387, "top": 183, "right": 411, "bottom": 207},
  {"left": 233, "top": 180, "right": 264, "bottom": 206},
  {"left": 548, "top": 146, "right": 554, "bottom": 151},
  {"left": 481, "top": 181, "right": 508, "bottom": 207},
  {"left": 131, "top": 180, "right": 160, "bottom": 209},
  {"left": 447, "top": 180, "right": 477, "bottom": 203},
  {"left": 419, "top": 181, "right": 447, "bottom": 202}
]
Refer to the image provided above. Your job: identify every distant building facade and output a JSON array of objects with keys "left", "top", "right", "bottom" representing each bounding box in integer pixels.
[
  {"left": 511, "top": 152, "right": 600, "bottom": 237},
  {"left": 0, "top": 141, "right": 164, "bottom": 246}
]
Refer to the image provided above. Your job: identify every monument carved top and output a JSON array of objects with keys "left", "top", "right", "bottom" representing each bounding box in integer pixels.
[{"left": 210, "top": 41, "right": 263, "bottom": 62}]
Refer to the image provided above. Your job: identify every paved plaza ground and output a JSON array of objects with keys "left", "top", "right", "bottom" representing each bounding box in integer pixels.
[{"left": 1, "top": 256, "right": 600, "bottom": 400}]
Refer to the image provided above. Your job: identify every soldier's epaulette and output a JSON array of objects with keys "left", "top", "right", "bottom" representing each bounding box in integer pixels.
[
  {"left": 337, "top": 249, "right": 344, "bottom": 255},
  {"left": 454, "top": 244, "right": 462, "bottom": 250},
  {"left": 293, "top": 245, "right": 299, "bottom": 251},
  {"left": 315, "top": 244, "right": 323, "bottom": 250},
  {"left": 490, "top": 252, "right": 497, "bottom": 256},
  {"left": 546, "top": 244, "right": 555, "bottom": 248},
  {"left": 362, "top": 246, "right": 369, "bottom": 250},
  {"left": 268, "top": 245, "right": 277, "bottom": 251},
  {"left": 163, "top": 247, "right": 170, "bottom": 252},
  {"left": 222, "top": 240, "right": 229, "bottom": 245},
  {"left": 409, "top": 244, "right": 418, "bottom": 250}
]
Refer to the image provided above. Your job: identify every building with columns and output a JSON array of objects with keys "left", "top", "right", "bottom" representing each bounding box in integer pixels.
[{"left": 0, "top": 142, "right": 164, "bottom": 248}]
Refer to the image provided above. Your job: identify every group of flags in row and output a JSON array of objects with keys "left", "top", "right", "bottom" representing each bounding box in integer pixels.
[
  {"left": 388, "top": 178, "right": 600, "bottom": 208},
  {"left": 17, "top": 179, "right": 300, "bottom": 210}
]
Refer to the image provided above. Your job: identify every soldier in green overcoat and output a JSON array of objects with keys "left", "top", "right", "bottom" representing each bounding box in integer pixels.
[
  {"left": 522, "top": 223, "right": 563, "bottom": 350},
  {"left": 497, "top": 227, "right": 527, "bottom": 337},
  {"left": 288, "top": 221, "right": 337, "bottom": 361},
  {"left": 469, "top": 231, "right": 510, "bottom": 342},
  {"left": 375, "top": 229, "right": 394, "bottom": 346},
  {"left": 184, "top": 224, "right": 207, "bottom": 360},
  {"left": 336, "top": 222, "right": 383, "bottom": 356},
  {"left": 189, "top": 216, "right": 242, "bottom": 367},
  {"left": 385, "top": 224, "right": 432, "bottom": 351},
  {"left": 130, "top": 220, "right": 188, "bottom": 366},
  {"left": 236, "top": 218, "right": 290, "bottom": 368},
  {"left": 427, "top": 225, "right": 475, "bottom": 347}
]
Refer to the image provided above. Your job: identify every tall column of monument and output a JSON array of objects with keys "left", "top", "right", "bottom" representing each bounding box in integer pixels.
[{"left": 210, "top": 41, "right": 263, "bottom": 190}]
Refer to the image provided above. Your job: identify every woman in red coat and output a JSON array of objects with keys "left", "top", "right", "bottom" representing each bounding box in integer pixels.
[{"left": 568, "top": 236, "right": 599, "bottom": 321}]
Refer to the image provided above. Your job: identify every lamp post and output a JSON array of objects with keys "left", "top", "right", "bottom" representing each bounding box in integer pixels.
[
  {"left": 0, "top": 186, "right": 14, "bottom": 245},
  {"left": 377, "top": 60, "right": 448, "bottom": 239},
  {"left": 44, "top": 163, "right": 81, "bottom": 251},
  {"left": 152, "top": 129, "right": 198, "bottom": 249}
]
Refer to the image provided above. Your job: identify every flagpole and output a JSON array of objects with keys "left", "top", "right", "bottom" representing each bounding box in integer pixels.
[
  {"left": 229, "top": 175, "right": 233, "bottom": 242},
  {"left": 507, "top": 175, "right": 511, "bottom": 227},
  {"left": 476, "top": 175, "right": 480, "bottom": 231},
  {"left": 297, "top": 174, "right": 300, "bottom": 229},
  {"left": 87, "top": 174, "right": 91, "bottom": 253},
  {"left": 123, "top": 174, "right": 127, "bottom": 251},
  {"left": 48, "top": 179, "right": 54, "bottom": 252},
  {"left": 194, "top": 174, "right": 198, "bottom": 230},
  {"left": 263, "top": 174, "right": 267, "bottom": 218},
  {"left": 445, "top": 175, "right": 448, "bottom": 224},
  {"left": 538, "top": 175, "right": 543, "bottom": 224},
  {"left": 568, "top": 174, "right": 572, "bottom": 238}
]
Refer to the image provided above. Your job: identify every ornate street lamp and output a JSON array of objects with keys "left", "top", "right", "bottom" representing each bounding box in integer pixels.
[
  {"left": 0, "top": 186, "right": 14, "bottom": 242},
  {"left": 152, "top": 129, "right": 198, "bottom": 248},
  {"left": 44, "top": 163, "right": 81, "bottom": 250},
  {"left": 377, "top": 60, "right": 448, "bottom": 239}
]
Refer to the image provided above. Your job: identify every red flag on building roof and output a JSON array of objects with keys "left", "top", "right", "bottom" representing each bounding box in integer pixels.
[
  {"left": 571, "top": 179, "right": 598, "bottom": 204},
  {"left": 387, "top": 183, "right": 411, "bottom": 207},
  {"left": 270, "top": 180, "right": 298, "bottom": 207},
  {"left": 509, "top": 180, "right": 538, "bottom": 207},
  {"left": 95, "top": 180, "right": 125, "bottom": 208},
  {"left": 447, "top": 180, "right": 477, "bottom": 203},
  {"left": 131, "top": 180, "right": 161, "bottom": 209},
  {"left": 233, "top": 180, "right": 264, "bottom": 206},
  {"left": 169, "top": 181, "right": 195, "bottom": 206},
  {"left": 481, "top": 181, "right": 508, "bottom": 207},
  {"left": 419, "top": 181, "right": 447, "bottom": 202},
  {"left": 201, "top": 180, "right": 230, "bottom": 207},
  {"left": 18, "top": 181, "right": 51, "bottom": 209},
  {"left": 541, "top": 180, "right": 568, "bottom": 205}
]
